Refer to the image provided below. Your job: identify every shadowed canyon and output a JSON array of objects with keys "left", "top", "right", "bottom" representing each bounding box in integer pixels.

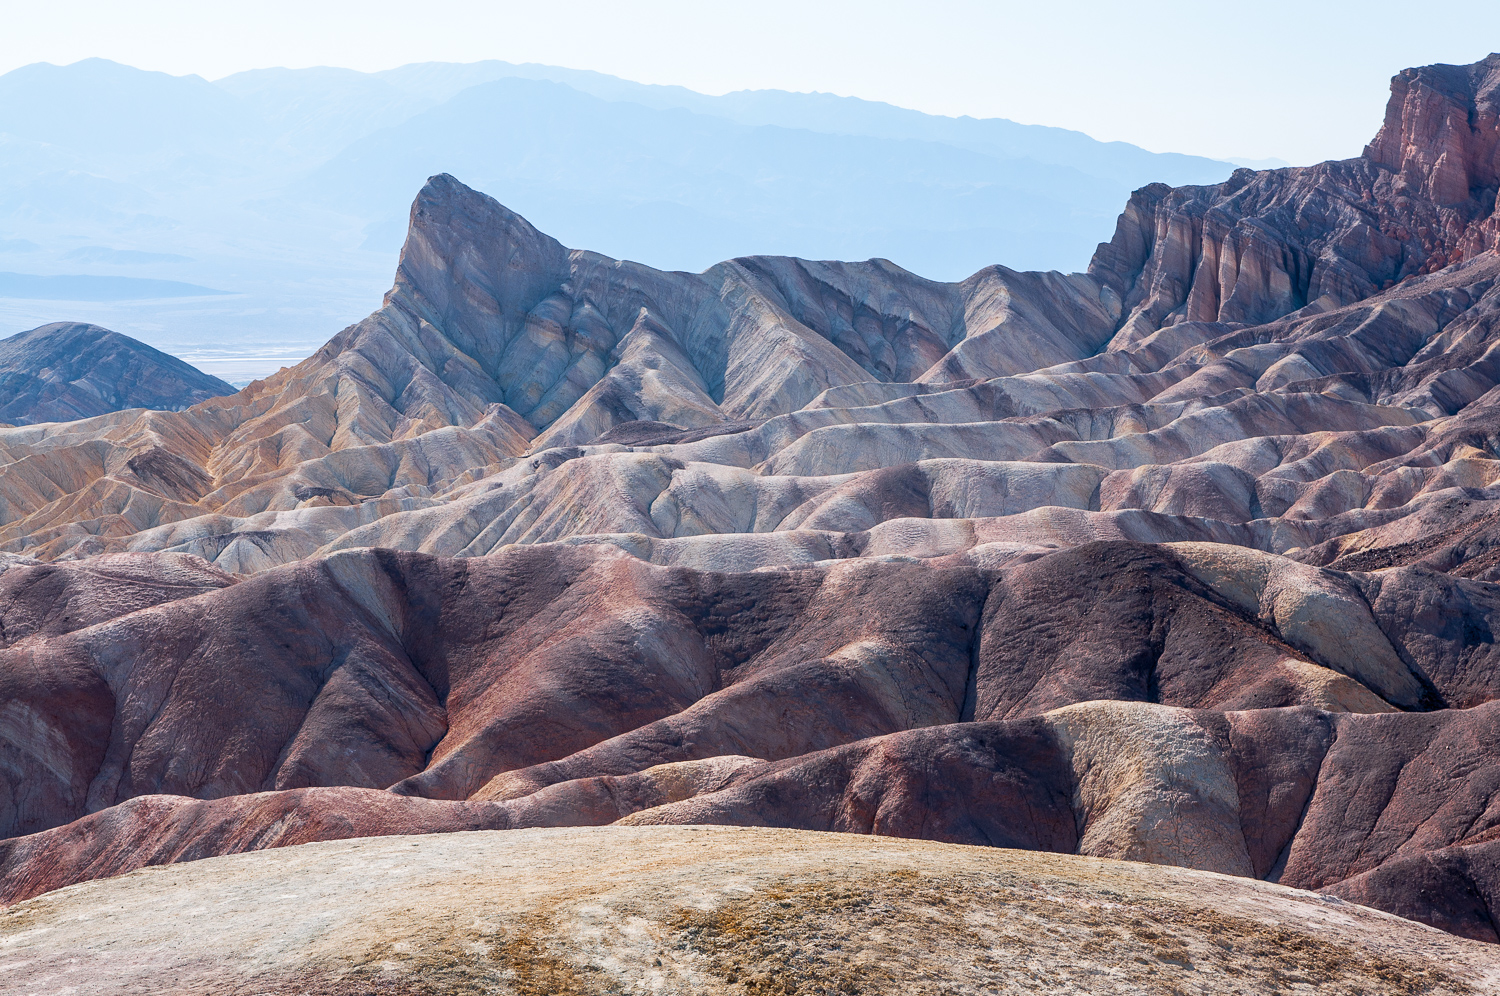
[{"left": 5, "top": 53, "right": 1500, "bottom": 990}]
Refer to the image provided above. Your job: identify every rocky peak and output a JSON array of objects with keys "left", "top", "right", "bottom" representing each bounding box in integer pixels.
[
  {"left": 1089, "top": 54, "right": 1500, "bottom": 348},
  {"left": 1365, "top": 53, "right": 1500, "bottom": 206},
  {"left": 386, "top": 173, "right": 572, "bottom": 370}
]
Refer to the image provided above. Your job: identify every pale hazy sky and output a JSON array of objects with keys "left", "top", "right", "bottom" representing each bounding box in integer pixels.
[{"left": 4, "top": 0, "right": 1498, "bottom": 165}]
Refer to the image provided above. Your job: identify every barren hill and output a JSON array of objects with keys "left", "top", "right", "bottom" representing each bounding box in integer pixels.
[
  {"left": 5, "top": 827, "right": 1498, "bottom": 995},
  {"left": 4, "top": 54, "right": 1500, "bottom": 971},
  {"left": 0, "top": 322, "right": 233, "bottom": 425}
]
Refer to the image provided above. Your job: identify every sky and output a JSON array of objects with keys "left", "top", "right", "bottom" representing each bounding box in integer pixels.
[{"left": 2, "top": 0, "right": 1498, "bottom": 166}]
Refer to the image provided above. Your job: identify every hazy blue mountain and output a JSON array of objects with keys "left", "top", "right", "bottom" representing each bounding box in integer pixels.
[
  {"left": 0, "top": 273, "right": 226, "bottom": 301},
  {"left": 215, "top": 66, "right": 437, "bottom": 166},
  {"left": 354, "top": 61, "right": 1235, "bottom": 189},
  {"left": 0, "top": 59, "right": 253, "bottom": 169},
  {"left": 0, "top": 58, "right": 1237, "bottom": 379},
  {"left": 302, "top": 76, "right": 1133, "bottom": 274},
  {"left": 62, "top": 247, "right": 195, "bottom": 264}
]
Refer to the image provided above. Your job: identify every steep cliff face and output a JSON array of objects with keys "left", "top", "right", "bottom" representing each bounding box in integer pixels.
[
  {"left": 1366, "top": 54, "right": 1500, "bottom": 209},
  {"left": 1091, "top": 54, "right": 1500, "bottom": 347},
  {"left": 0, "top": 323, "right": 233, "bottom": 425}
]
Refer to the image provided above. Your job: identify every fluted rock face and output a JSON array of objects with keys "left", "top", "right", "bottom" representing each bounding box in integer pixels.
[
  {"left": 13, "top": 55, "right": 1500, "bottom": 958},
  {"left": 1092, "top": 55, "right": 1500, "bottom": 348},
  {"left": 1366, "top": 54, "right": 1500, "bottom": 208},
  {"left": 0, "top": 323, "right": 233, "bottom": 425},
  {"left": 0, "top": 174, "right": 1116, "bottom": 563},
  {"left": 375, "top": 174, "right": 1118, "bottom": 441}
]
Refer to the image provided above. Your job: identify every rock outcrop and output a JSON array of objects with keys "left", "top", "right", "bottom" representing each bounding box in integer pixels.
[
  {"left": 1092, "top": 53, "right": 1500, "bottom": 347},
  {"left": 0, "top": 322, "right": 233, "bottom": 425},
  {"left": 4, "top": 827, "right": 1496, "bottom": 995},
  {"left": 6, "top": 54, "right": 1500, "bottom": 959}
]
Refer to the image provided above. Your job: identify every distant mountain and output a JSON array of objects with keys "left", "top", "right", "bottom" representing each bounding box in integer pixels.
[
  {"left": 227, "top": 60, "right": 1238, "bottom": 271},
  {"left": 221, "top": 59, "right": 1238, "bottom": 189},
  {"left": 62, "top": 247, "right": 194, "bottom": 264},
  {"left": 0, "top": 58, "right": 1238, "bottom": 375},
  {"left": 0, "top": 59, "right": 253, "bottom": 170},
  {"left": 0, "top": 273, "right": 226, "bottom": 300},
  {"left": 0, "top": 322, "right": 234, "bottom": 424},
  {"left": 298, "top": 76, "right": 1136, "bottom": 275}
]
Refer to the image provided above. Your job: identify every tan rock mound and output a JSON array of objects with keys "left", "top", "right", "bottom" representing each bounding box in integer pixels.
[{"left": 3, "top": 826, "right": 1496, "bottom": 995}]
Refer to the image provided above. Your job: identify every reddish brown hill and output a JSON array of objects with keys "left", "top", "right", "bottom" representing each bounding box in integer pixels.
[{"left": 4, "top": 541, "right": 1500, "bottom": 944}]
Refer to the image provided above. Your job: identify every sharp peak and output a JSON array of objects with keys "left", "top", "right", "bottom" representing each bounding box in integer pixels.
[
  {"left": 390, "top": 174, "right": 573, "bottom": 307},
  {"left": 409, "top": 173, "right": 556, "bottom": 240}
]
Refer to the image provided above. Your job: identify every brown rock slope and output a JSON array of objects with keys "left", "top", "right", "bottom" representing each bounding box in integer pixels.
[
  {"left": 6, "top": 540, "right": 1500, "bottom": 945},
  {"left": 5, "top": 827, "right": 1497, "bottom": 995},
  {"left": 8, "top": 53, "right": 1500, "bottom": 958}
]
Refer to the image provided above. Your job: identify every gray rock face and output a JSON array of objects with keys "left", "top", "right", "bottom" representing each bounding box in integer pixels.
[
  {"left": 329, "top": 171, "right": 1119, "bottom": 448},
  {"left": 0, "top": 322, "right": 234, "bottom": 425}
]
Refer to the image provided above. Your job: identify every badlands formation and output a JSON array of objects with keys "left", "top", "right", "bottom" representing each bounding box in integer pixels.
[{"left": 3, "top": 53, "right": 1500, "bottom": 985}]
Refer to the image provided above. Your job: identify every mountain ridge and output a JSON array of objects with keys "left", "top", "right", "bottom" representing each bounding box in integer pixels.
[{"left": 0, "top": 55, "right": 1241, "bottom": 381}]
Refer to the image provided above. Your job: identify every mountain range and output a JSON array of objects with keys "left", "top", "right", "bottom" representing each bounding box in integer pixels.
[
  {"left": 3, "top": 51, "right": 1500, "bottom": 991},
  {"left": 0, "top": 58, "right": 1237, "bottom": 384}
]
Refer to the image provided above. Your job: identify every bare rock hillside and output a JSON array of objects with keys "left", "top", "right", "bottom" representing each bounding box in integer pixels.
[{"left": 0, "top": 322, "right": 233, "bottom": 426}]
